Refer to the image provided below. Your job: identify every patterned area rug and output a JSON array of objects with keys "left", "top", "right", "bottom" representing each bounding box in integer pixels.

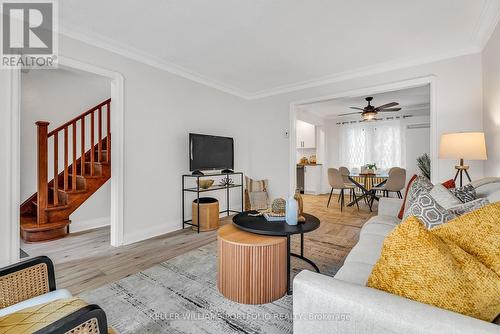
[{"left": 80, "top": 240, "right": 343, "bottom": 334}]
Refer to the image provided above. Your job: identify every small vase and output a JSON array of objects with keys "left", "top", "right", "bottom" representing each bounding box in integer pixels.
[{"left": 285, "top": 196, "right": 298, "bottom": 225}]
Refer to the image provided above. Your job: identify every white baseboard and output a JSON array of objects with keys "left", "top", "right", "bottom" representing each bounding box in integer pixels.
[
  {"left": 70, "top": 216, "right": 110, "bottom": 233},
  {"left": 123, "top": 222, "right": 179, "bottom": 245}
]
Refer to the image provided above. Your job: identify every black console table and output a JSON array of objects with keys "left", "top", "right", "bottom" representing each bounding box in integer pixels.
[{"left": 182, "top": 172, "right": 244, "bottom": 233}]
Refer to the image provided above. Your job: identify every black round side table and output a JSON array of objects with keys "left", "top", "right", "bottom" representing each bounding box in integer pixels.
[{"left": 232, "top": 211, "right": 321, "bottom": 294}]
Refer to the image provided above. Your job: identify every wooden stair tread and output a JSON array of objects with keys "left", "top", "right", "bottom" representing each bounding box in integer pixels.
[{"left": 20, "top": 219, "right": 70, "bottom": 231}]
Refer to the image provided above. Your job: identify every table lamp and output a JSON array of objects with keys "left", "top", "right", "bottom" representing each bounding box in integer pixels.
[{"left": 439, "top": 132, "right": 487, "bottom": 186}]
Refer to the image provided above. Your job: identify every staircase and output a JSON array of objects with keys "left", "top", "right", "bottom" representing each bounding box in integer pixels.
[{"left": 21, "top": 99, "right": 112, "bottom": 242}]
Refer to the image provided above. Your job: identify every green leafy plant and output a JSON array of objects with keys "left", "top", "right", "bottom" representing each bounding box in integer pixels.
[
  {"left": 366, "top": 163, "right": 377, "bottom": 170},
  {"left": 417, "top": 153, "right": 431, "bottom": 179}
]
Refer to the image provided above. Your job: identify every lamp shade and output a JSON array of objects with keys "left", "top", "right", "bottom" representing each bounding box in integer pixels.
[{"left": 439, "top": 132, "right": 487, "bottom": 160}]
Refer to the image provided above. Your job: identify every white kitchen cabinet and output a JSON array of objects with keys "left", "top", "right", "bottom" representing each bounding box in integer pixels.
[
  {"left": 304, "top": 165, "right": 322, "bottom": 195},
  {"left": 296, "top": 120, "right": 316, "bottom": 148}
]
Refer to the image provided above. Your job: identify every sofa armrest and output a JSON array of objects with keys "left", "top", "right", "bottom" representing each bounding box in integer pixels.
[
  {"left": 0, "top": 256, "right": 56, "bottom": 308},
  {"left": 378, "top": 197, "right": 403, "bottom": 217},
  {"left": 293, "top": 270, "right": 498, "bottom": 334}
]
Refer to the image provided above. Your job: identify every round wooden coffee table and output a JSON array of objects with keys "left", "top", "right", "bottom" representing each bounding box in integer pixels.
[
  {"left": 217, "top": 224, "right": 287, "bottom": 304},
  {"left": 232, "top": 211, "right": 320, "bottom": 294}
]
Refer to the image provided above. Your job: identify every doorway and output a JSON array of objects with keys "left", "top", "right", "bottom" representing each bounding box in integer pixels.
[{"left": 288, "top": 77, "right": 436, "bottom": 211}]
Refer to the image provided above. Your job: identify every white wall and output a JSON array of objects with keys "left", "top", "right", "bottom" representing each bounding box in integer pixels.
[
  {"left": 59, "top": 35, "right": 251, "bottom": 244},
  {"left": 483, "top": 22, "right": 500, "bottom": 177},
  {"left": 247, "top": 54, "right": 484, "bottom": 199},
  {"left": 21, "top": 68, "right": 112, "bottom": 232}
]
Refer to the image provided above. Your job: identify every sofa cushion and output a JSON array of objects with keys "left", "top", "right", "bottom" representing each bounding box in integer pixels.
[
  {"left": 447, "top": 198, "right": 490, "bottom": 216},
  {"left": 334, "top": 262, "right": 374, "bottom": 286},
  {"left": 360, "top": 220, "right": 395, "bottom": 237},
  {"left": 363, "top": 215, "right": 399, "bottom": 228},
  {"left": 403, "top": 190, "right": 456, "bottom": 228},
  {"left": 345, "top": 233, "right": 386, "bottom": 266},
  {"left": 0, "top": 289, "right": 72, "bottom": 318},
  {"left": 451, "top": 184, "right": 477, "bottom": 203},
  {"left": 429, "top": 184, "right": 462, "bottom": 209}
]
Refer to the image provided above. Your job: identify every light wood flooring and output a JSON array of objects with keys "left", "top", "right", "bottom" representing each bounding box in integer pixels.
[{"left": 22, "top": 194, "right": 376, "bottom": 295}]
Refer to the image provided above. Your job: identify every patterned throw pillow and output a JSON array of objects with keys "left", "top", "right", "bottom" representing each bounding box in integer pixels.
[
  {"left": 403, "top": 176, "right": 434, "bottom": 215},
  {"left": 447, "top": 198, "right": 490, "bottom": 216},
  {"left": 403, "top": 190, "right": 456, "bottom": 228},
  {"left": 429, "top": 184, "right": 462, "bottom": 209},
  {"left": 451, "top": 184, "right": 477, "bottom": 203}
]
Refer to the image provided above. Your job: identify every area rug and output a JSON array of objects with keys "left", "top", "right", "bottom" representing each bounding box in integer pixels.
[{"left": 80, "top": 241, "right": 342, "bottom": 334}]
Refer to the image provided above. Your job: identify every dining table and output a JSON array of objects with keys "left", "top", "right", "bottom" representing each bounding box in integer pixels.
[{"left": 346, "top": 172, "right": 389, "bottom": 211}]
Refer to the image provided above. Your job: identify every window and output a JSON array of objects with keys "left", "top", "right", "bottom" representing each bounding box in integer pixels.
[{"left": 338, "top": 120, "right": 404, "bottom": 171}]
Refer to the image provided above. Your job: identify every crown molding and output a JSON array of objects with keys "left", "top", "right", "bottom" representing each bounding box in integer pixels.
[
  {"left": 60, "top": 18, "right": 489, "bottom": 101},
  {"left": 471, "top": 0, "right": 500, "bottom": 50},
  {"left": 245, "top": 47, "right": 481, "bottom": 99},
  {"left": 59, "top": 24, "right": 250, "bottom": 99}
]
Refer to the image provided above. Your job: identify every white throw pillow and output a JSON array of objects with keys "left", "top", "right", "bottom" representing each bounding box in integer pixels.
[{"left": 429, "top": 184, "right": 462, "bottom": 209}]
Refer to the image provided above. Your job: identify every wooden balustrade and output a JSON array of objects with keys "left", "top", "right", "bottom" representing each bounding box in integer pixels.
[{"left": 35, "top": 99, "right": 111, "bottom": 225}]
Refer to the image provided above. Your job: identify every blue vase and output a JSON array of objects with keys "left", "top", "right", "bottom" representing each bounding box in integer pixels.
[{"left": 286, "top": 196, "right": 298, "bottom": 225}]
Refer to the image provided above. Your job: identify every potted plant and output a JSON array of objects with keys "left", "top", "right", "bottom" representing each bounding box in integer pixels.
[
  {"left": 366, "top": 163, "right": 377, "bottom": 174},
  {"left": 417, "top": 153, "right": 431, "bottom": 180}
]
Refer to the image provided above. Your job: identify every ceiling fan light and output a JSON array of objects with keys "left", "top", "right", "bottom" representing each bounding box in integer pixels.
[{"left": 363, "top": 112, "right": 377, "bottom": 120}]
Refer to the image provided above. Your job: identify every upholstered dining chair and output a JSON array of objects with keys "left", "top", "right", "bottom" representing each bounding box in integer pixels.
[
  {"left": 370, "top": 167, "right": 406, "bottom": 201},
  {"left": 338, "top": 166, "right": 356, "bottom": 203},
  {"left": 327, "top": 168, "right": 359, "bottom": 211}
]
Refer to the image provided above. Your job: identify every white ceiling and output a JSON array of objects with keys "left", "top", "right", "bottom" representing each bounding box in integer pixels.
[
  {"left": 60, "top": 0, "right": 500, "bottom": 99},
  {"left": 298, "top": 85, "right": 430, "bottom": 119}
]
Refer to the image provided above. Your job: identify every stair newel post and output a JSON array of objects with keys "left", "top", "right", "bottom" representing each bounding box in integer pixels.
[
  {"left": 106, "top": 102, "right": 111, "bottom": 163},
  {"left": 36, "top": 121, "right": 50, "bottom": 225},
  {"left": 53, "top": 133, "right": 59, "bottom": 206}
]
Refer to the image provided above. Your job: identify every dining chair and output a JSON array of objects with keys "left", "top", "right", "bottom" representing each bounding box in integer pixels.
[
  {"left": 338, "top": 166, "right": 354, "bottom": 202},
  {"left": 370, "top": 167, "right": 406, "bottom": 202},
  {"left": 327, "top": 168, "right": 359, "bottom": 211}
]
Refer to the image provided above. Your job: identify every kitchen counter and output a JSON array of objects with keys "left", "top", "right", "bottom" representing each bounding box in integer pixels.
[{"left": 297, "top": 163, "right": 322, "bottom": 166}]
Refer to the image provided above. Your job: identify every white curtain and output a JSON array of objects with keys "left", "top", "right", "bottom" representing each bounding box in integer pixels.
[{"left": 339, "top": 120, "right": 404, "bottom": 170}]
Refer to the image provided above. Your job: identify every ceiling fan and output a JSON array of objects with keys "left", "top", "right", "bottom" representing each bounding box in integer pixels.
[{"left": 339, "top": 97, "right": 401, "bottom": 121}]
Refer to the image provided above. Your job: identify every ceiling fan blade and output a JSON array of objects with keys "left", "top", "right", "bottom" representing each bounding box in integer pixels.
[
  {"left": 378, "top": 107, "right": 401, "bottom": 111},
  {"left": 378, "top": 109, "right": 401, "bottom": 113},
  {"left": 376, "top": 102, "right": 399, "bottom": 109},
  {"left": 338, "top": 111, "right": 362, "bottom": 116},
  {"left": 349, "top": 107, "right": 365, "bottom": 110}
]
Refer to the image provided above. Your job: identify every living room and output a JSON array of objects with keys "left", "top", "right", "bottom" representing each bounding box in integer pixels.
[{"left": 0, "top": 1, "right": 499, "bottom": 333}]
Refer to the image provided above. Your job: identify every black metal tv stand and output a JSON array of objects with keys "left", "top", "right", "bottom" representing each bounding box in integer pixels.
[{"left": 182, "top": 172, "right": 244, "bottom": 233}]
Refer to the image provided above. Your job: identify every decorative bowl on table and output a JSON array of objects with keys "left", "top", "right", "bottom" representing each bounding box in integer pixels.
[{"left": 197, "top": 179, "right": 214, "bottom": 189}]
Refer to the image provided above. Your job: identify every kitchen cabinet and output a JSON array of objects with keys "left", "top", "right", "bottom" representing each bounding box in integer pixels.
[
  {"left": 304, "top": 164, "right": 322, "bottom": 195},
  {"left": 296, "top": 120, "right": 316, "bottom": 148}
]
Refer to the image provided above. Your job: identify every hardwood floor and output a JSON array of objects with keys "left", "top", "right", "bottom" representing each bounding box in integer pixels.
[{"left": 21, "top": 193, "right": 376, "bottom": 295}]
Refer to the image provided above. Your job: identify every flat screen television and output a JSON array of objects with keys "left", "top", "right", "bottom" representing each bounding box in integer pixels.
[{"left": 189, "top": 133, "right": 234, "bottom": 172}]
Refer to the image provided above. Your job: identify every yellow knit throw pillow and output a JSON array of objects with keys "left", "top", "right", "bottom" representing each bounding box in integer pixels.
[
  {"left": 367, "top": 216, "right": 500, "bottom": 322},
  {"left": 432, "top": 201, "right": 500, "bottom": 276}
]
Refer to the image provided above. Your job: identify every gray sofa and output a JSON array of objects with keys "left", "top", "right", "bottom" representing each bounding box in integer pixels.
[{"left": 293, "top": 178, "right": 500, "bottom": 334}]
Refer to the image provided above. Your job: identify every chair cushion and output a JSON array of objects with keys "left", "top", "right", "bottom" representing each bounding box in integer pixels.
[
  {"left": 0, "top": 289, "right": 72, "bottom": 318},
  {"left": 334, "top": 261, "right": 374, "bottom": 286},
  {"left": 0, "top": 297, "right": 86, "bottom": 333},
  {"left": 367, "top": 216, "right": 500, "bottom": 322}
]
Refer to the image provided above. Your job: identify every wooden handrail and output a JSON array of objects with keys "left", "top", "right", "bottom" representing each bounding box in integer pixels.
[
  {"left": 34, "top": 99, "right": 111, "bottom": 224},
  {"left": 47, "top": 98, "right": 111, "bottom": 137}
]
